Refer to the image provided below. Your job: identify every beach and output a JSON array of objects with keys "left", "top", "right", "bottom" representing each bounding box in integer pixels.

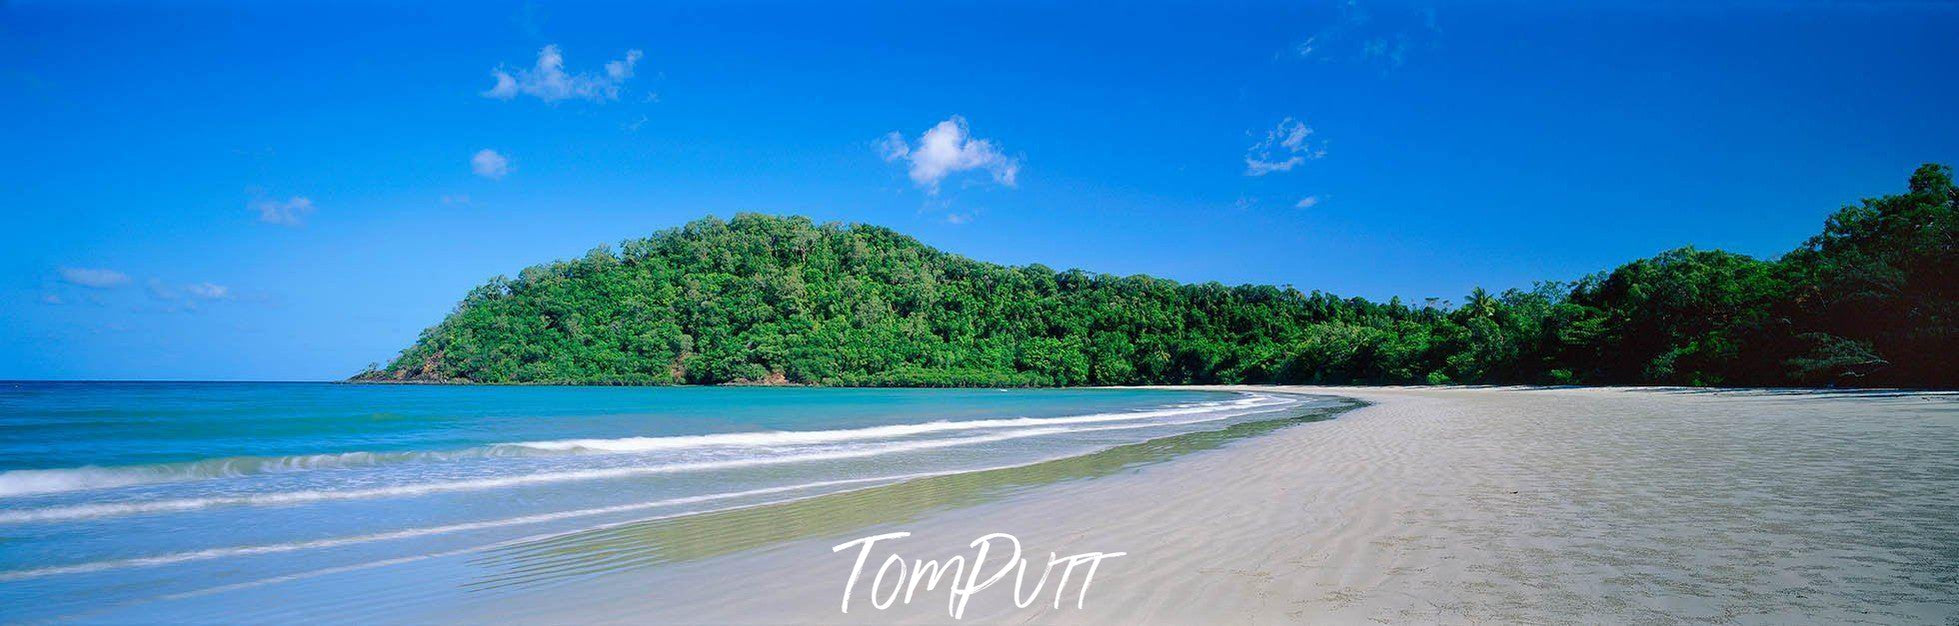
[
  {"left": 0, "top": 384, "right": 1333, "bottom": 622},
  {"left": 458, "top": 386, "right": 1959, "bottom": 624},
  {"left": 6, "top": 384, "right": 1956, "bottom": 624}
]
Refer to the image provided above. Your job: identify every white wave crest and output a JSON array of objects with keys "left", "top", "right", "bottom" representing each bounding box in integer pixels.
[
  {"left": 500, "top": 393, "right": 1287, "bottom": 453},
  {"left": 0, "top": 449, "right": 528, "bottom": 498},
  {"left": 0, "top": 427, "right": 1050, "bottom": 524},
  {"left": 0, "top": 398, "right": 1297, "bottom": 526},
  {"left": 0, "top": 393, "right": 1290, "bottom": 499},
  {"left": 0, "top": 473, "right": 933, "bottom": 582}
]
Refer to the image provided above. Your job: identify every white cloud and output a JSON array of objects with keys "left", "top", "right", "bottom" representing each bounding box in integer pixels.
[
  {"left": 1291, "top": 2, "right": 1438, "bottom": 69},
  {"left": 147, "top": 278, "right": 178, "bottom": 300},
  {"left": 875, "top": 133, "right": 910, "bottom": 161},
  {"left": 472, "top": 149, "right": 510, "bottom": 179},
  {"left": 441, "top": 194, "right": 472, "bottom": 205},
  {"left": 1362, "top": 36, "right": 1409, "bottom": 67},
  {"left": 58, "top": 267, "right": 130, "bottom": 289},
  {"left": 1295, "top": 36, "right": 1319, "bottom": 58},
  {"left": 143, "top": 279, "right": 231, "bottom": 311},
  {"left": 1296, "top": 195, "right": 1322, "bottom": 209},
  {"left": 185, "top": 283, "right": 230, "bottom": 299},
  {"left": 878, "top": 116, "right": 1020, "bottom": 194},
  {"left": 253, "top": 196, "right": 315, "bottom": 226},
  {"left": 1245, "top": 117, "right": 1325, "bottom": 176},
  {"left": 483, "top": 45, "right": 643, "bottom": 103}
]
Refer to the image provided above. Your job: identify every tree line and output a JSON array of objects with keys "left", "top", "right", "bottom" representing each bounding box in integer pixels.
[{"left": 358, "top": 164, "right": 1955, "bottom": 388}]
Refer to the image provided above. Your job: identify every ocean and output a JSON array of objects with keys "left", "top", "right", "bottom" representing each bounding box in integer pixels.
[{"left": 0, "top": 382, "right": 1339, "bottom": 622}]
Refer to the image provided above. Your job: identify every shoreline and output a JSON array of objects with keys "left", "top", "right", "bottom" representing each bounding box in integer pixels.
[
  {"left": 18, "top": 386, "right": 1953, "bottom": 623},
  {"left": 455, "top": 395, "right": 1360, "bottom": 592},
  {"left": 5, "top": 387, "right": 1339, "bottom": 624},
  {"left": 336, "top": 377, "right": 1959, "bottom": 392},
  {"left": 447, "top": 385, "right": 1959, "bottom": 624}
]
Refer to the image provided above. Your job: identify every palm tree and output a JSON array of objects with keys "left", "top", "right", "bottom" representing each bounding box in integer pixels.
[{"left": 1466, "top": 287, "right": 1499, "bottom": 318}]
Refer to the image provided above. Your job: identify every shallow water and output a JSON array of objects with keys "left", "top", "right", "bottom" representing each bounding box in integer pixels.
[{"left": 0, "top": 382, "right": 1335, "bottom": 623}]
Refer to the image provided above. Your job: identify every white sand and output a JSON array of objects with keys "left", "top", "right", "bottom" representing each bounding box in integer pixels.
[{"left": 466, "top": 386, "right": 1959, "bottom": 624}]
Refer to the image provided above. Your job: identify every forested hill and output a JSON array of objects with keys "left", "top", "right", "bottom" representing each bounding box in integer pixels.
[{"left": 358, "top": 164, "right": 1957, "bottom": 388}]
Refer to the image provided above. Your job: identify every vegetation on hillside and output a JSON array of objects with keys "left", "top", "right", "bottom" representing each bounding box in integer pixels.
[{"left": 358, "top": 164, "right": 1956, "bottom": 388}]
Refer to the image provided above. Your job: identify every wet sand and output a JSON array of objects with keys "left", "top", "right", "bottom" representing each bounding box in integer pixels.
[{"left": 460, "top": 386, "right": 1959, "bottom": 624}]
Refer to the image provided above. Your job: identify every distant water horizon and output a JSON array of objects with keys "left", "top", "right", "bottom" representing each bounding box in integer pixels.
[{"left": 0, "top": 382, "right": 1344, "bottom": 622}]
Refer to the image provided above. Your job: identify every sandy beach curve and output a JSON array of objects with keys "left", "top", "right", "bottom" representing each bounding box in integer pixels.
[{"left": 453, "top": 385, "right": 1959, "bottom": 624}]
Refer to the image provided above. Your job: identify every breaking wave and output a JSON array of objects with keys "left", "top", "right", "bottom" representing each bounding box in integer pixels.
[{"left": 0, "top": 394, "right": 1291, "bottom": 499}]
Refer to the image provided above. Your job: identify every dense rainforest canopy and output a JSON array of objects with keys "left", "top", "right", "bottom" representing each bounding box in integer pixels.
[{"left": 359, "top": 164, "right": 1956, "bottom": 388}]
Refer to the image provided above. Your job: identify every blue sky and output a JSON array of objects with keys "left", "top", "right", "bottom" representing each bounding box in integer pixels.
[{"left": 2, "top": 1, "right": 1954, "bottom": 380}]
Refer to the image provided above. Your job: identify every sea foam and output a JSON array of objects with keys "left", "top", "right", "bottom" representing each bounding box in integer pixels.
[
  {"left": 0, "top": 394, "right": 1291, "bottom": 499},
  {"left": 0, "top": 401, "right": 1289, "bottom": 525}
]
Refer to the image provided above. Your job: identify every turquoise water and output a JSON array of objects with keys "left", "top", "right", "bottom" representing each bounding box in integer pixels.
[{"left": 0, "top": 382, "right": 1326, "bottom": 622}]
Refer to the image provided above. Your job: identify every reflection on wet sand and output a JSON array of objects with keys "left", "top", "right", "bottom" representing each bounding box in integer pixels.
[{"left": 467, "top": 399, "right": 1361, "bottom": 589}]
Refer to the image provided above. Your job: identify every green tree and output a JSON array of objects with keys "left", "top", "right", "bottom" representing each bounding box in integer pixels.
[{"left": 359, "top": 165, "right": 1957, "bottom": 389}]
